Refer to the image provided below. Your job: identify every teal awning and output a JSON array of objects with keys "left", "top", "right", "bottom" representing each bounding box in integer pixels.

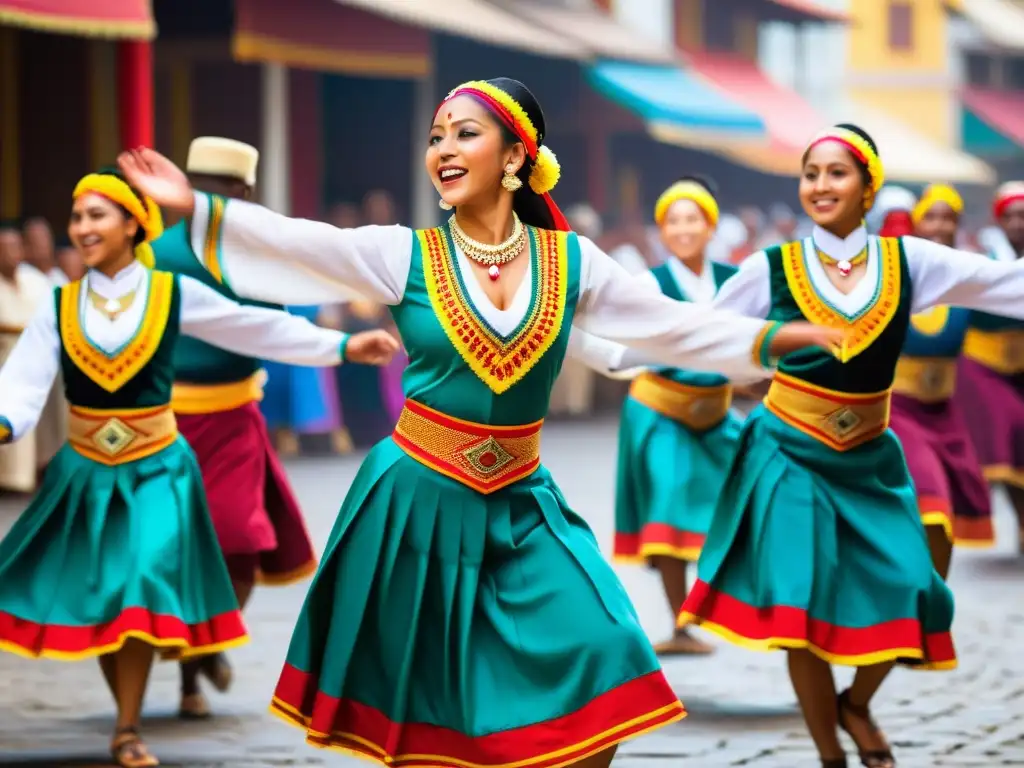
[{"left": 585, "top": 60, "right": 766, "bottom": 136}]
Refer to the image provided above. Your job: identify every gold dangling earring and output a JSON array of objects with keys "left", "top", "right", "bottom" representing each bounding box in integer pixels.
[
  {"left": 439, "top": 198, "right": 453, "bottom": 210},
  {"left": 501, "top": 165, "right": 523, "bottom": 193}
]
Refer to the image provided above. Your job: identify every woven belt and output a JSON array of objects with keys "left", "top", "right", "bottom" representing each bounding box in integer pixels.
[
  {"left": 963, "top": 328, "right": 1024, "bottom": 375},
  {"left": 171, "top": 370, "right": 266, "bottom": 414},
  {"left": 892, "top": 357, "right": 957, "bottom": 403},
  {"left": 392, "top": 399, "right": 542, "bottom": 494},
  {"left": 68, "top": 404, "right": 178, "bottom": 465},
  {"left": 629, "top": 372, "right": 732, "bottom": 431},
  {"left": 764, "top": 372, "right": 890, "bottom": 452}
]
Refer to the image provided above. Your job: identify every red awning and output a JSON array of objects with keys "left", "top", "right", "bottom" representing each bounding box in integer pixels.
[
  {"left": 962, "top": 87, "right": 1024, "bottom": 147},
  {"left": 766, "top": 0, "right": 849, "bottom": 22},
  {"left": 681, "top": 51, "right": 824, "bottom": 171},
  {"left": 0, "top": 0, "right": 153, "bottom": 39},
  {"left": 233, "top": 0, "right": 431, "bottom": 78}
]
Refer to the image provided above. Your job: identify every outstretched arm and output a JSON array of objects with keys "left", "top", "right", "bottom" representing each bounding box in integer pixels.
[
  {"left": 179, "top": 277, "right": 398, "bottom": 367},
  {"left": 120, "top": 148, "right": 412, "bottom": 306},
  {"left": 0, "top": 299, "right": 61, "bottom": 443},
  {"left": 566, "top": 328, "right": 648, "bottom": 380},
  {"left": 906, "top": 236, "right": 1024, "bottom": 316},
  {"left": 574, "top": 238, "right": 837, "bottom": 380}
]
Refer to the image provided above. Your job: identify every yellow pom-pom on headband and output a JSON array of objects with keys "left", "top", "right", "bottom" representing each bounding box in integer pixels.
[
  {"left": 654, "top": 181, "right": 720, "bottom": 228},
  {"left": 805, "top": 125, "right": 885, "bottom": 209},
  {"left": 911, "top": 184, "right": 963, "bottom": 225},
  {"left": 72, "top": 172, "right": 164, "bottom": 268}
]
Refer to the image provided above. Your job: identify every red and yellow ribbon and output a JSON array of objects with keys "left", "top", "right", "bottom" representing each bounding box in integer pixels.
[
  {"left": 806, "top": 126, "right": 885, "bottom": 209},
  {"left": 912, "top": 184, "right": 963, "bottom": 225},
  {"left": 72, "top": 173, "right": 163, "bottom": 267},
  {"left": 654, "top": 181, "right": 719, "bottom": 227}
]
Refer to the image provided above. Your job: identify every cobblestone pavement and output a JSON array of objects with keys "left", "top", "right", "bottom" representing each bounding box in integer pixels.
[{"left": 1, "top": 419, "right": 1022, "bottom": 767}]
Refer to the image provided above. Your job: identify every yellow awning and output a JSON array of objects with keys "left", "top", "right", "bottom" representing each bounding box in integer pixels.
[
  {"left": 331, "top": 0, "right": 589, "bottom": 60},
  {"left": 498, "top": 0, "right": 678, "bottom": 64},
  {"left": 946, "top": 0, "right": 1024, "bottom": 51}
]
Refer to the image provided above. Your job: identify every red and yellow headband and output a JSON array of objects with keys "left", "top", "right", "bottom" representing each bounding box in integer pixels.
[
  {"left": 806, "top": 127, "right": 885, "bottom": 204},
  {"left": 994, "top": 182, "right": 1024, "bottom": 220},
  {"left": 440, "top": 80, "right": 568, "bottom": 231},
  {"left": 73, "top": 173, "right": 164, "bottom": 267},
  {"left": 912, "top": 184, "right": 963, "bottom": 225},
  {"left": 654, "top": 181, "right": 719, "bottom": 227}
]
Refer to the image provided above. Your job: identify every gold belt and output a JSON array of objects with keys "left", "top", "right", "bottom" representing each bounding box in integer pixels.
[
  {"left": 963, "top": 328, "right": 1024, "bottom": 375},
  {"left": 891, "top": 357, "right": 957, "bottom": 403},
  {"left": 68, "top": 404, "right": 178, "bottom": 465},
  {"left": 392, "top": 399, "right": 542, "bottom": 494},
  {"left": 764, "top": 372, "right": 890, "bottom": 451},
  {"left": 171, "top": 370, "right": 266, "bottom": 414},
  {"left": 629, "top": 372, "right": 732, "bottom": 431}
]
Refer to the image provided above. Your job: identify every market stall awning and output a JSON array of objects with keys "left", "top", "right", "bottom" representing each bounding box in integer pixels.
[
  {"left": 234, "top": 0, "right": 431, "bottom": 77},
  {"left": 765, "top": 0, "right": 849, "bottom": 23},
  {"left": 962, "top": 87, "right": 1024, "bottom": 148},
  {"left": 721, "top": 98, "right": 994, "bottom": 185},
  {"left": 585, "top": 60, "right": 766, "bottom": 143},
  {"left": 496, "top": 0, "right": 678, "bottom": 64},
  {"left": 0, "top": 0, "right": 153, "bottom": 39},
  {"left": 945, "top": 0, "right": 1024, "bottom": 50},
  {"left": 330, "top": 0, "right": 588, "bottom": 60}
]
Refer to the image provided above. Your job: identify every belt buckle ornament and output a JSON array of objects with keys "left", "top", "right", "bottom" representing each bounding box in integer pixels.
[
  {"left": 919, "top": 365, "right": 947, "bottom": 396},
  {"left": 688, "top": 397, "right": 717, "bottom": 420},
  {"left": 462, "top": 436, "right": 515, "bottom": 476},
  {"left": 1006, "top": 336, "right": 1024, "bottom": 368},
  {"left": 826, "top": 407, "right": 862, "bottom": 439},
  {"left": 93, "top": 417, "right": 138, "bottom": 457}
]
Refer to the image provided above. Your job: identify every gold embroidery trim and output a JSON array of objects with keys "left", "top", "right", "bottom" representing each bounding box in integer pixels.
[
  {"left": 171, "top": 370, "right": 266, "bottom": 415},
  {"left": 764, "top": 371, "right": 891, "bottom": 452},
  {"left": 68, "top": 404, "right": 178, "bottom": 465},
  {"left": 418, "top": 226, "right": 568, "bottom": 395},
  {"left": 963, "top": 327, "right": 1024, "bottom": 375},
  {"left": 391, "top": 399, "right": 542, "bottom": 494},
  {"left": 629, "top": 372, "right": 732, "bottom": 431},
  {"left": 204, "top": 195, "right": 226, "bottom": 284},
  {"left": 781, "top": 237, "right": 901, "bottom": 363},
  {"left": 60, "top": 271, "right": 175, "bottom": 393},
  {"left": 892, "top": 357, "right": 957, "bottom": 403}
]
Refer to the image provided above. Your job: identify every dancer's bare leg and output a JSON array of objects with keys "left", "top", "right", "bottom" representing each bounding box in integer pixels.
[{"left": 650, "top": 555, "right": 712, "bottom": 655}]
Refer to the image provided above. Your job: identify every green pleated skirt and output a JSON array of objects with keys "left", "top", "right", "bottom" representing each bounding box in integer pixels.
[
  {"left": 0, "top": 438, "right": 247, "bottom": 660},
  {"left": 271, "top": 437, "right": 685, "bottom": 767},
  {"left": 678, "top": 405, "right": 956, "bottom": 669},
  {"left": 614, "top": 396, "right": 742, "bottom": 563}
]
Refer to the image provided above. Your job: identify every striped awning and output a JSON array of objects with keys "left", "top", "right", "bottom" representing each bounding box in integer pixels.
[{"left": 0, "top": 0, "right": 154, "bottom": 39}]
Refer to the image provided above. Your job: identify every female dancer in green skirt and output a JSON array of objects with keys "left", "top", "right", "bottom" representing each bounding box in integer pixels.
[
  {"left": 119, "top": 78, "right": 838, "bottom": 768},
  {"left": 612, "top": 177, "right": 747, "bottom": 656},
  {"left": 678, "top": 124, "right": 1024, "bottom": 767},
  {"left": 0, "top": 170, "right": 396, "bottom": 767}
]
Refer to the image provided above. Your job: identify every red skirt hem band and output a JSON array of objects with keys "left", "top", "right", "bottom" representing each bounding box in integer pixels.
[
  {"left": 918, "top": 495, "right": 996, "bottom": 547},
  {"left": 613, "top": 524, "right": 705, "bottom": 563},
  {"left": 270, "top": 665, "right": 685, "bottom": 767},
  {"left": 0, "top": 606, "right": 249, "bottom": 661},
  {"left": 678, "top": 580, "right": 957, "bottom": 669}
]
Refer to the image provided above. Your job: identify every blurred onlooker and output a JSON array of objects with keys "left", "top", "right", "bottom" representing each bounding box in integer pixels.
[
  {"left": 708, "top": 213, "right": 746, "bottom": 264},
  {"left": 55, "top": 239, "right": 86, "bottom": 282},
  {"left": 866, "top": 186, "right": 917, "bottom": 235},
  {"left": 363, "top": 189, "right": 398, "bottom": 226},
  {"left": 22, "top": 216, "right": 66, "bottom": 286},
  {"left": 729, "top": 206, "right": 764, "bottom": 263},
  {"left": 328, "top": 201, "right": 362, "bottom": 230},
  {"left": 755, "top": 203, "right": 798, "bottom": 249},
  {"left": 0, "top": 224, "right": 55, "bottom": 493}
]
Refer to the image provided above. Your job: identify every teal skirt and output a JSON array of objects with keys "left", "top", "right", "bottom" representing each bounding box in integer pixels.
[
  {"left": 0, "top": 438, "right": 247, "bottom": 660},
  {"left": 271, "top": 438, "right": 685, "bottom": 766},
  {"left": 614, "top": 396, "right": 742, "bottom": 563},
  {"left": 678, "top": 405, "right": 956, "bottom": 669}
]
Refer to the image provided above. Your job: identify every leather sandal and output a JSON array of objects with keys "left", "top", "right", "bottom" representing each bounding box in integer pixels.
[
  {"left": 110, "top": 727, "right": 159, "bottom": 768},
  {"left": 837, "top": 689, "right": 896, "bottom": 767}
]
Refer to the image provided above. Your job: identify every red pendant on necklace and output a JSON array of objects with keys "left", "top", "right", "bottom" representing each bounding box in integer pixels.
[
  {"left": 488, "top": 265, "right": 500, "bottom": 281},
  {"left": 837, "top": 259, "right": 852, "bottom": 277}
]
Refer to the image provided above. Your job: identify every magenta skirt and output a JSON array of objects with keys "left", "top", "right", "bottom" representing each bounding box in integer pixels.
[
  {"left": 954, "top": 358, "right": 1024, "bottom": 490},
  {"left": 889, "top": 393, "right": 993, "bottom": 546}
]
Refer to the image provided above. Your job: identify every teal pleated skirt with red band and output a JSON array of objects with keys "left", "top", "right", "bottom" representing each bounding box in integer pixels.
[
  {"left": 614, "top": 373, "right": 742, "bottom": 563},
  {"left": 0, "top": 432, "right": 248, "bottom": 661},
  {"left": 270, "top": 401, "right": 685, "bottom": 767},
  {"left": 678, "top": 380, "right": 956, "bottom": 670}
]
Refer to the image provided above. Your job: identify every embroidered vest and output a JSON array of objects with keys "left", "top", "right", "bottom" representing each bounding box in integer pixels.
[
  {"left": 764, "top": 235, "right": 911, "bottom": 393},
  {"left": 901, "top": 306, "right": 969, "bottom": 359},
  {"left": 647, "top": 260, "right": 736, "bottom": 388},
  {"left": 56, "top": 270, "right": 181, "bottom": 409},
  {"left": 390, "top": 223, "right": 581, "bottom": 425}
]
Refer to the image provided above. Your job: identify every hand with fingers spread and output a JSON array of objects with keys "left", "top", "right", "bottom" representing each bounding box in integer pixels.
[
  {"left": 345, "top": 330, "right": 400, "bottom": 367},
  {"left": 769, "top": 322, "right": 847, "bottom": 361},
  {"left": 118, "top": 148, "right": 195, "bottom": 214}
]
